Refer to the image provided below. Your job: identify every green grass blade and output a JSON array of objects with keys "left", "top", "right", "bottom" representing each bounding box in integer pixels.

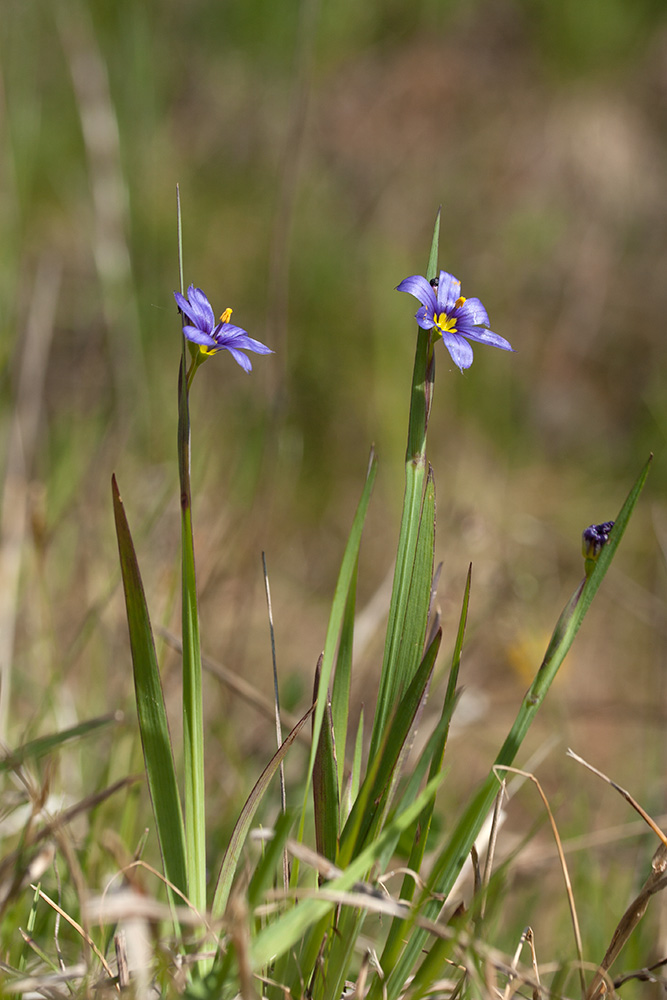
[
  {"left": 342, "top": 706, "right": 364, "bottom": 823},
  {"left": 369, "top": 212, "right": 439, "bottom": 759},
  {"left": 323, "top": 648, "right": 459, "bottom": 1000},
  {"left": 296, "top": 449, "right": 377, "bottom": 843},
  {"left": 331, "top": 561, "right": 357, "bottom": 797},
  {"left": 251, "top": 773, "right": 445, "bottom": 971},
  {"left": 375, "top": 455, "right": 652, "bottom": 1000},
  {"left": 312, "top": 659, "right": 340, "bottom": 863},
  {"left": 210, "top": 703, "right": 314, "bottom": 921},
  {"left": 339, "top": 626, "right": 442, "bottom": 866},
  {"left": 177, "top": 357, "right": 207, "bottom": 916},
  {"left": 402, "top": 564, "right": 471, "bottom": 878},
  {"left": 111, "top": 474, "right": 187, "bottom": 899},
  {"left": 370, "top": 463, "right": 436, "bottom": 760},
  {"left": 246, "top": 809, "right": 295, "bottom": 912},
  {"left": 0, "top": 713, "right": 119, "bottom": 772}
]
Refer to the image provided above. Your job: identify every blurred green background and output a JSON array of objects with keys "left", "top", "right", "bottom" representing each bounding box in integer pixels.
[{"left": 3, "top": 0, "right": 667, "bottom": 970}]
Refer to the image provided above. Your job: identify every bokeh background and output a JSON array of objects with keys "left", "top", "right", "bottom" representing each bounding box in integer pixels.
[{"left": 3, "top": 0, "right": 667, "bottom": 973}]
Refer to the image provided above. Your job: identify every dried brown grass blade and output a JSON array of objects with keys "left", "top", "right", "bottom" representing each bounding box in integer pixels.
[
  {"left": 496, "top": 765, "right": 585, "bottom": 997},
  {"left": 567, "top": 749, "right": 667, "bottom": 999}
]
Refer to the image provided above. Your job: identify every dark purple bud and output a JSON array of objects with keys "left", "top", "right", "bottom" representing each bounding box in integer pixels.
[
  {"left": 429, "top": 276, "right": 439, "bottom": 288},
  {"left": 582, "top": 521, "right": 615, "bottom": 561}
]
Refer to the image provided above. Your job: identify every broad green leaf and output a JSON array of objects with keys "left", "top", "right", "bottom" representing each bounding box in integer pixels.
[{"left": 111, "top": 475, "right": 187, "bottom": 900}]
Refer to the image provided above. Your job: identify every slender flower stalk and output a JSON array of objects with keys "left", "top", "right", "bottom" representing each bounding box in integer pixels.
[{"left": 397, "top": 269, "right": 512, "bottom": 371}]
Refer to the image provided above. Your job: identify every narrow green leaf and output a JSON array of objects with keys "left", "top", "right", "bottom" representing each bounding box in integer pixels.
[
  {"left": 339, "top": 627, "right": 442, "bottom": 866},
  {"left": 370, "top": 465, "right": 436, "bottom": 761},
  {"left": 210, "top": 703, "right": 314, "bottom": 921},
  {"left": 246, "top": 809, "right": 295, "bottom": 912},
  {"left": 251, "top": 773, "right": 445, "bottom": 971},
  {"left": 375, "top": 455, "right": 652, "bottom": 1000},
  {"left": 342, "top": 707, "right": 364, "bottom": 824},
  {"left": 320, "top": 637, "right": 456, "bottom": 1000},
  {"left": 403, "top": 564, "right": 471, "bottom": 878},
  {"left": 0, "top": 714, "right": 119, "bottom": 773},
  {"left": 331, "top": 561, "right": 357, "bottom": 797},
  {"left": 111, "top": 475, "right": 187, "bottom": 899},
  {"left": 296, "top": 450, "right": 377, "bottom": 846},
  {"left": 312, "top": 659, "right": 340, "bottom": 864},
  {"left": 370, "top": 213, "right": 439, "bottom": 760}
]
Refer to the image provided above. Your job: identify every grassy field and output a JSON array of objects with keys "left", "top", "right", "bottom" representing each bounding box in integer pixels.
[{"left": 2, "top": 0, "right": 667, "bottom": 996}]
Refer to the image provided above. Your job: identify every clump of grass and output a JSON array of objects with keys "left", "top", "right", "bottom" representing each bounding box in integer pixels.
[{"left": 0, "top": 205, "right": 660, "bottom": 1000}]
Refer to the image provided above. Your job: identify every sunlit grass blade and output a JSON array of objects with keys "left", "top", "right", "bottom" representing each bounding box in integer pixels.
[
  {"left": 246, "top": 809, "right": 296, "bottom": 912},
  {"left": 339, "top": 625, "right": 442, "bottom": 867},
  {"left": 404, "top": 564, "right": 471, "bottom": 877},
  {"left": 370, "top": 463, "right": 437, "bottom": 762},
  {"left": 374, "top": 454, "right": 652, "bottom": 1000},
  {"left": 111, "top": 474, "right": 187, "bottom": 900},
  {"left": 177, "top": 357, "right": 207, "bottom": 917},
  {"left": 373, "top": 574, "right": 471, "bottom": 988},
  {"left": 204, "top": 812, "right": 297, "bottom": 999},
  {"left": 331, "top": 561, "right": 357, "bottom": 798},
  {"left": 340, "top": 706, "right": 364, "bottom": 824},
  {"left": 369, "top": 205, "right": 439, "bottom": 761},
  {"left": 0, "top": 714, "right": 119, "bottom": 773},
  {"left": 251, "top": 773, "right": 445, "bottom": 972},
  {"left": 296, "top": 449, "right": 377, "bottom": 845},
  {"left": 210, "top": 703, "right": 315, "bottom": 921},
  {"left": 318, "top": 630, "right": 452, "bottom": 1000},
  {"left": 312, "top": 659, "right": 340, "bottom": 864}
]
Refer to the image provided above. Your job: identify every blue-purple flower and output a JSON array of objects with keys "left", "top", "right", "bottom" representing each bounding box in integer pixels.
[
  {"left": 396, "top": 270, "right": 512, "bottom": 371},
  {"left": 174, "top": 285, "right": 272, "bottom": 373}
]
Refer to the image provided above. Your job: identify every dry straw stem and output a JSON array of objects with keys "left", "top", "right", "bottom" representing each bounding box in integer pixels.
[
  {"left": 567, "top": 749, "right": 667, "bottom": 1000},
  {"left": 253, "top": 833, "right": 543, "bottom": 997},
  {"left": 157, "top": 626, "right": 305, "bottom": 735},
  {"left": 0, "top": 257, "right": 61, "bottom": 741},
  {"left": 0, "top": 775, "right": 139, "bottom": 915},
  {"left": 504, "top": 927, "right": 541, "bottom": 1000},
  {"left": 30, "top": 884, "right": 115, "bottom": 981},
  {"left": 89, "top": 858, "right": 214, "bottom": 933},
  {"left": 496, "top": 765, "right": 585, "bottom": 997}
]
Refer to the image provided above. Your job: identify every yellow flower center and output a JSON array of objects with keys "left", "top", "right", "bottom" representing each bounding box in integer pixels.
[
  {"left": 199, "top": 307, "right": 233, "bottom": 356},
  {"left": 434, "top": 297, "right": 466, "bottom": 337},
  {"left": 434, "top": 296, "right": 466, "bottom": 337}
]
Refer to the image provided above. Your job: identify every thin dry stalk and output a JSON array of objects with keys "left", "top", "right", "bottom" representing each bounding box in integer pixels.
[
  {"left": 31, "top": 883, "right": 116, "bottom": 982},
  {"left": 157, "top": 626, "right": 305, "bottom": 734},
  {"left": 567, "top": 749, "right": 667, "bottom": 848},
  {"left": 567, "top": 749, "right": 667, "bottom": 999},
  {"left": 496, "top": 765, "right": 585, "bottom": 996},
  {"left": 0, "top": 257, "right": 61, "bottom": 741}
]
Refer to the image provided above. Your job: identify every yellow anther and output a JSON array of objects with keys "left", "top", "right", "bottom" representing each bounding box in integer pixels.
[
  {"left": 220, "top": 307, "right": 233, "bottom": 323},
  {"left": 454, "top": 296, "right": 467, "bottom": 309}
]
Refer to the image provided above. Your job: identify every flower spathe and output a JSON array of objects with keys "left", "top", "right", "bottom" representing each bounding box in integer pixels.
[
  {"left": 396, "top": 270, "right": 512, "bottom": 371},
  {"left": 174, "top": 285, "right": 272, "bottom": 373}
]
